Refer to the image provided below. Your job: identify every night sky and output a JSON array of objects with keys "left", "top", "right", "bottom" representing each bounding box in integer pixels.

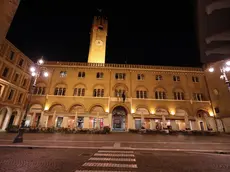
[{"left": 6, "top": 0, "right": 201, "bottom": 67}]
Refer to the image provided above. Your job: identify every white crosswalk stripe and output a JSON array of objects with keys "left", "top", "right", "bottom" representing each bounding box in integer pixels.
[
  {"left": 89, "top": 157, "right": 136, "bottom": 162},
  {"left": 75, "top": 149, "right": 138, "bottom": 171}
]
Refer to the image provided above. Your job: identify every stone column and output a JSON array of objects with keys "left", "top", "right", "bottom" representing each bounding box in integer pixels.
[
  {"left": 2, "top": 108, "right": 12, "bottom": 130},
  {"left": 52, "top": 111, "right": 56, "bottom": 127},
  {"left": 74, "top": 112, "right": 78, "bottom": 128},
  {"left": 96, "top": 112, "right": 100, "bottom": 129},
  {"left": 162, "top": 115, "right": 167, "bottom": 129},
  {"left": 184, "top": 115, "right": 190, "bottom": 130},
  {"left": 204, "top": 114, "right": 212, "bottom": 130},
  {"left": 84, "top": 117, "right": 89, "bottom": 128},
  {"left": 62, "top": 117, "right": 68, "bottom": 128},
  {"left": 108, "top": 113, "right": 112, "bottom": 129},
  {"left": 141, "top": 112, "right": 145, "bottom": 127},
  {"left": 133, "top": 119, "right": 136, "bottom": 129},
  {"left": 14, "top": 111, "right": 21, "bottom": 126},
  {"left": 43, "top": 115, "right": 48, "bottom": 128},
  {"left": 30, "top": 112, "right": 36, "bottom": 127},
  {"left": 150, "top": 119, "right": 153, "bottom": 129},
  {"left": 39, "top": 111, "right": 45, "bottom": 127},
  {"left": 128, "top": 113, "right": 132, "bottom": 130}
]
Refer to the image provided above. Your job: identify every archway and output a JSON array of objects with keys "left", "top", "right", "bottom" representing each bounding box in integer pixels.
[
  {"left": 112, "top": 106, "right": 127, "bottom": 131},
  {"left": 197, "top": 110, "right": 213, "bottom": 131},
  {"left": 7, "top": 111, "right": 17, "bottom": 127}
]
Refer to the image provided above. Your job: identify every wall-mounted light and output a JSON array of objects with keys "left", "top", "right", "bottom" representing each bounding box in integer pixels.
[
  {"left": 170, "top": 110, "right": 175, "bottom": 115},
  {"left": 131, "top": 109, "right": 135, "bottom": 114},
  {"left": 44, "top": 105, "right": 49, "bottom": 111},
  {"left": 151, "top": 109, "right": 155, "bottom": 114},
  {"left": 209, "top": 111, "right": 214, "bottom": 117}
]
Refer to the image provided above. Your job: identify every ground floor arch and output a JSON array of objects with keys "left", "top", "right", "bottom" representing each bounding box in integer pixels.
[
  {"left": 112, "top": 106, "right": 128, "bottom": 131},
  {"left": 0, "top": 107, "right": 22, "bottom": 130},
  {"left": 196, "top": 110, "right": 216, "bottom": 131}
]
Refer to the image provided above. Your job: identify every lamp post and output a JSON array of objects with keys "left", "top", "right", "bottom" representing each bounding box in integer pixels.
[
  {"left": 206, "top": 60, "right": 230, "bottom": 132},
  {"left": 13, "top": 57, "right": 48, "bottom": 143},
  {"left": 208, "top": 60, "right": 230, "bottom": 91}
]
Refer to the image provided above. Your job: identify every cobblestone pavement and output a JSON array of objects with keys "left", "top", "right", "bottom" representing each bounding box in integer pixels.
[{"left": 0, "top": 148, "right": 230, "bottom": 172}]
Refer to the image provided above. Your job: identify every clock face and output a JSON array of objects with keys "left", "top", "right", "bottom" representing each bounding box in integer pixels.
[{"left": 95, "top": 40, "right": 103, "bottom": 46}]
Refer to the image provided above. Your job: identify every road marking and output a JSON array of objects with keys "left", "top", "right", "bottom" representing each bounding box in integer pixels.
[
  {"left": 82, "top": 162, "right": 138, "bottom": 168},
  {"left": 94, "top": 153, "right": 135, "bottom": 157},
  {"left": 89, "top": 157, "right": 136, "bottom": 162},
  {"left": 98, "top": 150, "right": 134, "bottom": 153}
]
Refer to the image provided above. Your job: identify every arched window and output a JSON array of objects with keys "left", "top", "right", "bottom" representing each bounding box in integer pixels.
[
  {"left": 154, "top": 87, "right": 166, "bottom": 99},
  {"left": 33, "top": 83, "right": 46, "bottom": 95},
  {"left": 93, "top": 85, "right": 105, "bottom": 97},
  {"left": 113, "top": 84, "right": 128, "bottom": 98},
  {"left": 73, "top": 88, "right": 85, "bottom": 96},
  {"left": 136, "top": 86, "right": 148, "bottom": 99},
  {"left": 174, "top": 92, "right": 184, "bottom": 100},
  {"left": 54, "top": 83, "right": 67, "bottom": 96}
]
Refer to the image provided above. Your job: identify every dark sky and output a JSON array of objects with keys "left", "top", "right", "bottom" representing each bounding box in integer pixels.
[{"left": 6, "top": 0, "right": 201, "bottom": 67}]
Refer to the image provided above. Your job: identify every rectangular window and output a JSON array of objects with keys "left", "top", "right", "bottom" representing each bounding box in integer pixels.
[
  {"left": 2, "top": 67, "right": 9, "bottom": 77},
  {"left": 22, "top": 78, "right": 27, "bottom": 87},
  {"left": 78, "top": 72, "right": 85, "bottom": 78},
  {"left": 9, "top": 51, "right": 15, "bottom": 60},
  {"left": 173, "top": 75, "right": 180, "bottom": 81},
  {"left": 137, "top": 74, "right": 144, "bottom": 80},
  {"left": 156, "top": 75, "right": 162, "bottom": 81},
  {"left": 60, "top": 71, "right": 67, "bottom": 77},
  {"left": 13, "top": 73, "right": 19, "bottom": 82},
  {"left": 18, "top": 58, "right": 24, "bottom": 67},
  {"left": 8, "top": 89, "right": 14, "bottom": 100},
  {"left": 192, "top": 76, "right": 199, "bottom": 83},
  {"left": 193, "top": 93, "right": 203, "bottom": 101},
  {"left": 115, "top": 73, "right": 126, "bottom": 80},
  {"left": 18, "top": 93, "right": 23, "bottom": 103}
]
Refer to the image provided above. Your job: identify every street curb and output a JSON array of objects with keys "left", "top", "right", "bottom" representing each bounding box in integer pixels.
[{"left": 0, "top": 144, "right": 230, "bottom": 154}]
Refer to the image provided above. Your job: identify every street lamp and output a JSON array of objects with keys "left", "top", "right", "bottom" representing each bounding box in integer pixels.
[
  {"left": 13, "top": 57, "right": 48, "bottom": 143},
  {"left": 208, "top": 60, "right": 230, "bottom": 89},
  {"left": 206, "top": 59, "right": 230, "bottom": 132}
]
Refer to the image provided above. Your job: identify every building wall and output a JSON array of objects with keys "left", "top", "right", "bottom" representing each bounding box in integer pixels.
[
  {"left": 0, "top": 39, "right": 33, "bottom": 130},
  {"left": 197, "top": 0, "right": 230, "bottom": 63},
  {"left": 28, "top": 62, "right": 216, "bottom": 131},
  {"left": 0, "top": 0, "right": 20, "bottom": 47},
  {"left": 204, "top": 60, "right": 230, "bottom": 132}
]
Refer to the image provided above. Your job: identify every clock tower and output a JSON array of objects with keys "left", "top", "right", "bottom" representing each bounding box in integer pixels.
[{"left": 87, "top": 14, "right": 108, "bottom": 63}]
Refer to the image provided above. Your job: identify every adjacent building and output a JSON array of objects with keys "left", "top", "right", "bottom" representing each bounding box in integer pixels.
[
  {"left": 197, "top": 0, "right": 230, "bottom": 132},
  {"left": 0, "top": 39, "right": 33, "bottom": 130},
  {"left": 197, "top": 0, "right": 230, "bottom": 63},
  {"left": 0, "top": 0, "right": 20, "bottom": 48}
]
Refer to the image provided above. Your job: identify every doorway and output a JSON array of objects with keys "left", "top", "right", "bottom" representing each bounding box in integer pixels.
[
  {"left": 200, "top": 122, "right": 204, "bottom": 131},
  {"left": 112, "top": 106, "right": 127, "bottom": 131}
]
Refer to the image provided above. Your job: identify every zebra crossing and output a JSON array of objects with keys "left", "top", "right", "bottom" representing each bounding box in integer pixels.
[{"left": 75, "top": 150, "right": 138, "bottom": 172}]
